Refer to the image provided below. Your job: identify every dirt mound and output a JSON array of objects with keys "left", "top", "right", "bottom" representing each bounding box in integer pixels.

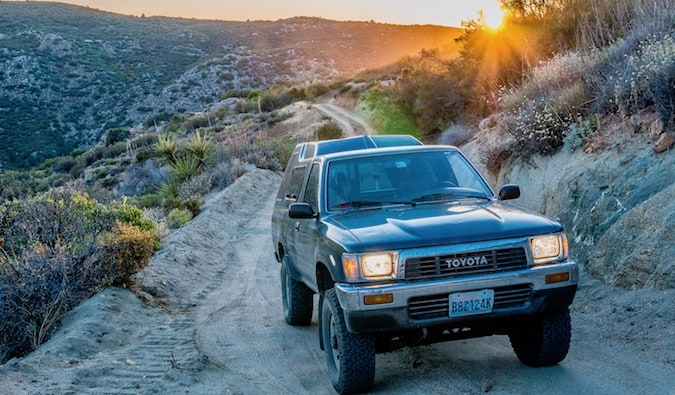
[{"left": 0, "top": 169, "right": 282, "bottom": 394}]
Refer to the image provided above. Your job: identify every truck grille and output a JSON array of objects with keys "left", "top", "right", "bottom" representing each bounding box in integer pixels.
[
  {"left": 408, "top": 284, "right": 532, "bottom": 321},
  {"left": 404, "top": 247, "right": 527, "bottom": 280}
]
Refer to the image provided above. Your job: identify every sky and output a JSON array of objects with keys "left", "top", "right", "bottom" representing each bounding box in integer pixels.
[{"left": 39, "top": 0, "right": 504, "bottom": 27}]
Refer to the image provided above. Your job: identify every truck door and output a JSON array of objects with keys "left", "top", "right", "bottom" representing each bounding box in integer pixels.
[{"left": 292, "top": 162, "right": 321, "bottom": 289}]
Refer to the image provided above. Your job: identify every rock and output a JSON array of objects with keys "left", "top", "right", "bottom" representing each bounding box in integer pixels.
[
  {"left": 479, "top": 114, "right": 499, "bottom": 131},
  {"left": 653, "top": 133, "right": 674, "bottom": 153},
  {"left": 649, "top": 118, "right": 664, "bottom": 139}
]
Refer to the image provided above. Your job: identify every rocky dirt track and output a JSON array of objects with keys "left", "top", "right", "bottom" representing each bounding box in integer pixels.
[{"left": 1, "top": 169, "right": 673, "bottom": 394}]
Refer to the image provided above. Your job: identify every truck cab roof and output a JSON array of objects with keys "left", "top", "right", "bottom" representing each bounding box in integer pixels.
[{"left": 293, "top": 135, "right": 422, "bottom": 162}]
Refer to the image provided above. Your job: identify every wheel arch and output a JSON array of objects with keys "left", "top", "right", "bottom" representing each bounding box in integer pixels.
[
  {"left": 316, "top": 261, "right": 336, "bottom": 294},
  {"left": 275, "top": 242, "right": 284, "bottom": 263}
]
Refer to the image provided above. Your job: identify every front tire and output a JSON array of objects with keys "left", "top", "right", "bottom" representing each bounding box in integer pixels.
[
  {"left": 280, "top": 260, "right": 313, "bottom": 326},
  {"left": 321, "top": 288, "right": 375, "bottom": 394},
  {"left": 509, "top": 307, "right": 571, "bottom": 367}
]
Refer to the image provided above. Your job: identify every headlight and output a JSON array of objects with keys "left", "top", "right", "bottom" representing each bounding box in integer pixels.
[
  {"left": 530, "top": 233, "right": 568, "bottom": 264},
  {"left": 342, "top": 252, "right": 398, "bottom": 281}
]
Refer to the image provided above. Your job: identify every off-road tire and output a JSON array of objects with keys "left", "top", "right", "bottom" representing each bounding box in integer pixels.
[
  {"left": 280, "top": 260, "right": 313, "bottom": 326},
  {"left": 321, "top": 288, "right": 375, "bottom": 394},
  {"left": 509, "top": 307, "right": 571, "bottom": 367}
]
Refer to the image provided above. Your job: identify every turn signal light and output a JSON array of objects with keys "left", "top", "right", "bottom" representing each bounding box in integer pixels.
[
  {"left": 545, "top": 272, "right": 570, "bottom": 284},
  {"left": 364, "top": 293, "right": 394, "bottom": 305}
]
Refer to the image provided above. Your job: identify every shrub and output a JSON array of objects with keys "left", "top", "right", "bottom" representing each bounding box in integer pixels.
[
  {"left": 438, "top": 123, "right": 477, "bottom": 146},
  {"left": 498, "top": 51, "right": 594, "bottom": 156},
  {"left": 207, "top": 159, "right": 248, "bottom": 189},
  {"left": 166, "top": 208, "right": 193, "bottom": 229},
  {"left": 95, "top": 222, "right": 160, "bottom": 285},
  {"left": 132, "top": 132, "right": 158, "bottom": 148},
  {"left": 178, "top": 173, "right": 212, "bottom": 200},
  {"left": 563, "top": 116, "right": 599, "bottom": 151},
  {"left": 604, "top": 34, "right": 674, "bottom": 122},
  {"left": 225, "top": 142, "right": 284, "bottom": 171},
  {"left": 132, "top": 193, "right": 163, "bottom": 209},
  {"left": 1, "top": 244, "right": 75, "bottom": 359},
  {"left": 105, "top": 128, "right": 131, "bottom": 146},
  {"left": 505, "top": 98, "right": 573, "bottom": 156},
  {"left": 316, "top": 121, "right": 343, "bottom": 140},
  {"left": 51, "top": 156, "right": 78, "bottom": 174},
  {"left": 0, "top": 190, "right": 159, "bottom": 362},
  {"left": 305, "top": 83, "right": 331, "bottom": 100}
]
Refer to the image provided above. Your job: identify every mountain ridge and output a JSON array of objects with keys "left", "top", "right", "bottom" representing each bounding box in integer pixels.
[{"left": 0, "top": 2, "right": 461, "bottom": 169}]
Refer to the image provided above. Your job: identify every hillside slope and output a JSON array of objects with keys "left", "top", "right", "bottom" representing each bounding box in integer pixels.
[
  {"left": 0, "top": 2, "right": 460, "bottom": 170},
  {"left": 462, "top": 114, "right": 674, "bottom": 290}
]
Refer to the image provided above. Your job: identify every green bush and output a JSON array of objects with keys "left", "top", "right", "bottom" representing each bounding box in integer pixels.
[
  {"left": 316, "top": 121, "right": 343, "bottom": 140},
  {"left": 105, "top": 128, "right": 131, "bottom": 146},
  {"left": 166, "top": 208, "right": 193, "bottom": 229},
  {"left": 0, "top": 189, "right": 159, "bottom": 362}
]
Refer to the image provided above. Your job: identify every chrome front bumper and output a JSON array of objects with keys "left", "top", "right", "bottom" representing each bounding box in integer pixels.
[{"left": 334, "top": 261, "right": 578, "bottom": 333}]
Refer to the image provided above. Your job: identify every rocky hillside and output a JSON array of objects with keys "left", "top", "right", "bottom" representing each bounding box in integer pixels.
[
  {"left": 0, "top": 2, "right": 461, "bottom": 170},
  {"left": 462, "top": 112, "right": 674, "bottom": 290}
]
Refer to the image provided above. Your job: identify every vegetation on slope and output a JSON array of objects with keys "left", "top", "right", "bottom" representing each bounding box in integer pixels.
[{"left": 352, "top": 0, "right": 673, "bottom": 155}]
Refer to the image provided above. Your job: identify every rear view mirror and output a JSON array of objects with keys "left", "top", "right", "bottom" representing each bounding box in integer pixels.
[
  {"left": 289, "top": 203, "right": 315, "bottom": 219},
  {"left": 499, "top": 184, "right": 520, "bottom": 200}
]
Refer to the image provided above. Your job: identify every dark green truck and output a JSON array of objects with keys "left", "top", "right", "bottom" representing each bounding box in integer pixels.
[{"left": 271, "top": 136, "right": 578, "bottom": 394}]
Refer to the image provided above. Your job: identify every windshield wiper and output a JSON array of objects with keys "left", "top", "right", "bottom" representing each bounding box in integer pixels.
[
  {"left": 413, "top": 192, "right": 491, "bottom": 203},
  {"left": 331, "top": 200, "right": 416, "bottom": 210},
  {"left": 330, "top": 200, "right": 382, "bottom": 209},
  {"left": 378, "top": 200, "right": 417, "bottom": 208}
]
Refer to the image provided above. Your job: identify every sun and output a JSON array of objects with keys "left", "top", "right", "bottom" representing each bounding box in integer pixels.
[{"left": 480, "top": 5, "right": 506, "bottom": 30}]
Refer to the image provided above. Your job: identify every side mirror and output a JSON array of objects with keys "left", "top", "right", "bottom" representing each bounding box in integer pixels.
[
  {"left": 498, "top": 184, "right": 520, "bottom": 200},
  {"left": 288, "top": 203, "right": 315, "bottom": 219}
]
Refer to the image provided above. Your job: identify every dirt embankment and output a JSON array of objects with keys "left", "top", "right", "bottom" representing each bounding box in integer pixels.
[{"left": 462, "top": 114, "right": 675, "bottom": 290}]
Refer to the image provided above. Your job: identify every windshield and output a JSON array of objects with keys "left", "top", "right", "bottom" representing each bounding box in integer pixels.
[{"left": 326, "top": 150, "right": 492, "bottom": 210}]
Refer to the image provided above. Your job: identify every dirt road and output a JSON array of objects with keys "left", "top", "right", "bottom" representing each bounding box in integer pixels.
[
  {"left": 314, "top": 102, "right": 376, "bottom": 136},
  {"left": 1, "top": 169, "right": 673, "bottom": 394}
]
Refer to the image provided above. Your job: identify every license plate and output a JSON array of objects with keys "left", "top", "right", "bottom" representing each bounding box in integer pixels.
[{"left": 449, "top": 289, "right": 494, "bottom": 317}]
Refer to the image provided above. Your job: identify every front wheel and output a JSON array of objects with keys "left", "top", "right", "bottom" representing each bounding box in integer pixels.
[
  {"left": 280, "top": 260, "right": 313, "bottom": 326},
  {"left": 321, "top": 288, "right": 375, "bottom": 394},
  {"left": 509, "top": 307, "right": 571, "bottom": 367}
]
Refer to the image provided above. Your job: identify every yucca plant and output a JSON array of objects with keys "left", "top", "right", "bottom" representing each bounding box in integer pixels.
[
  {"left": 185, "top": 130, "right": 215, "bottom": 170},
  {"left": 170, "top": 154, "right": 202, "bottom": 183},
  {"left": 156, "top": 133, "right": 178, "bottom": 166}
]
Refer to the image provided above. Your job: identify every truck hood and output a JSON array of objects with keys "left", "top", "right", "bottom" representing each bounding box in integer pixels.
[{"left": 325, "top": 201, "right": 562, "bottom": 252}]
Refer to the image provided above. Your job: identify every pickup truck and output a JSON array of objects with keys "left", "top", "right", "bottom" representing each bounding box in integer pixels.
[{"left": 271, "top": 135, "right": 578, "bottom": 394}]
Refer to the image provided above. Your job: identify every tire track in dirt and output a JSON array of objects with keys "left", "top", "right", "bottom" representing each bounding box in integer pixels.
[{"left": 191, "top": 172, "right": 334, "bottom": 394}]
